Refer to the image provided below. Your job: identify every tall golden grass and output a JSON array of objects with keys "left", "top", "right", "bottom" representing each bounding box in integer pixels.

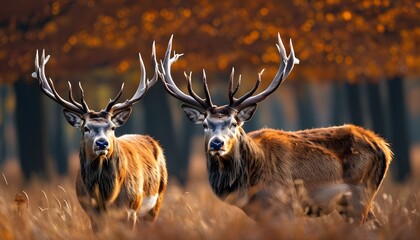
[{"left": 0, "top": 168, "right": 419, "bottom": 240}]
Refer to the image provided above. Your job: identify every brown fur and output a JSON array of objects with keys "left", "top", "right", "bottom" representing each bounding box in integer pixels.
[
  {"left": 33, "top": 48, "right": 166, "bottom": 232},
  {"left": 76, "top": 133, "right": 167, "bottom": 231},
  {"left": 157, "top": 34, "right": 392, "bottom": 226},
  {"left": 208, "top": 123, "right": 392, "bottom": 225}
]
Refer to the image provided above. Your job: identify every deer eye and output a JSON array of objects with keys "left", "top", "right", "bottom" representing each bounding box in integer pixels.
[
  {"left": 111, "top": 126, "right": 116, "bottom": 131},
  {"left": 231, "top": 122, "right": 238, "bottom": 128},
  {"left": 83, "top": 127, "right": 90, "bottom": 133}
]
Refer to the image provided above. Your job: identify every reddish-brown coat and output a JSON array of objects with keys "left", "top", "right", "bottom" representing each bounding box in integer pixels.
[
  {"left": 210, "top": 123, "right": 392, "bottom": 224},
  {"left": 76, "top": 133, "right": 167, "bottom": 231}
]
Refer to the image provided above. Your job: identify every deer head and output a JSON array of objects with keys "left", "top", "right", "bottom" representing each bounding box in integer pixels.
[
  {"left": 159, "top": 34, "right": 299, "bottom": 156},
  {"left": 32, "top": 45, "right": 158, "bottom": 160}
]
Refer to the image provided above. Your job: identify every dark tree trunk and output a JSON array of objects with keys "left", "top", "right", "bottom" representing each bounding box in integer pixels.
[
  {"left": 387, "top": 76, "right": 411, "bottom": 182},
  {"left": 179, "top": 116, "right": 198, "bottom": 174},
  {"left": 0, "top": 85, "right": 6, "bottom": 164},
  {"left": 294, "top": 82, "right": 316, "bottom": 130},
  {"left": 269, "top": 98, "right": 285, "bottom": 130},
  {"left": 14, "top": 77, "right": 50, "bottom": 180},
  {"left": 331, "top": 81, "right": 349, "bottom": 126},
  {"left": 142, "top": 81, "right": 188, "bottom": 185},
  {"left": 344, "top": 81, "right": 364, "bottom": 127},
  {"left": 366, "top": 81, "right": 386, "bottom": 137},
  {"left": 51, "top": 103, "right": 69, "bottom": 175}
]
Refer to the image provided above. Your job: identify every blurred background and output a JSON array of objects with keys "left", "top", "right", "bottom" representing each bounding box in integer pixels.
[{"left": 0, "top": 0, "right": 419, "bottom": 185}]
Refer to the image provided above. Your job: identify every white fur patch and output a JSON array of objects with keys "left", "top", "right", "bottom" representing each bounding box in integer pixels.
[{"left": 138, "top": 194, "right": 158, "bottom": 216}]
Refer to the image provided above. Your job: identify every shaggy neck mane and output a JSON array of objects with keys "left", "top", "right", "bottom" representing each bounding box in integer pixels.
[
  {"left": 80, "top": 140, "right": 123, "bottom": 204},
  {"left": 207, "top": 128, "right": 264, "bottom": 198}
]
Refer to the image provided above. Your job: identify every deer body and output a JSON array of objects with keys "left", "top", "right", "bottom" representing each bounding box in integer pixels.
[
  {"left": 76, "top": 134, "right": 167, "bottom": 224},
  {"left": 158, "top": 34, "right": 392, "bottom": 225},
  {"left": 33, "top": 46, "right": 168, "bottom": 231},
  {"left": 207, "top": 124, "right": 391, "bottom": 222}
]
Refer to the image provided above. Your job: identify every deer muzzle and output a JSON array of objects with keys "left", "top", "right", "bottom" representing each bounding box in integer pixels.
[
  {"left": 208, "top": 136, "right": 226, "bottom": 155},
  {"left": 94, "top": 137, "right": 110, "bottom": 156}
]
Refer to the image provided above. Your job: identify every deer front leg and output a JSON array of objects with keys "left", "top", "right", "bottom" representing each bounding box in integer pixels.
[
  {"left": 127, "top": 209, "right": 138, "bottom": 231},
  {"left": 128, "top": 196, "right": 142, "bottom": 231},
  {"left": 76, "top": 180, "right": 103, "bottom": 232}
]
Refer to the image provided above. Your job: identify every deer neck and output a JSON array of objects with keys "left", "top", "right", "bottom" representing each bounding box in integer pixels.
[
  {"left": 80, "top": 140, "right": 124, "bottom": 209},
  {"left": 207, "top": 128, "right": 264, "bottom": 199}
]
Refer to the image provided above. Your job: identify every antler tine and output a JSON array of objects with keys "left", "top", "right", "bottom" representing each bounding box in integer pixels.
[
  {"left": 67, "top": 81, "right": 84, "bottom": 111},
  {"left": 202, "top": 70, "right": 214, "bottom": 107},
  {"left": 159, "top": 35, "right": 211, "bottom": 110},
  {"left": 230, "top": 69, "right": 264, "bottom": 107},
  {"left": 185, "top": 72, "right": 201, "bottom": 104},
  {"left": 184, "top": 71, "right": 211, "bottom": 109},
  {"left": 283, "top": 39, "right": 299, "bottom": 78},
  {"left": 33, "top": 50, "right": 87, "bottom": 115},
  {"left": 37, "top": 50, "right": 53, "bottom": 96},
  {"left": 105, "top": 83, "right": 125, "bottom": 112},
  {"left": 78, "top": 82, "right": 90, "bottom": 112},
  {"left": 228, "top": 68, "right": 241, "bottom": 105},
  {"left": 231, "top": 33, "right": 299, "bottom": 110},
  {"left": 149, "top": 41, "right": 160, "bottom": 87},
  {"left": 109, "top": 43, "right": 159, "bottom": 114}
]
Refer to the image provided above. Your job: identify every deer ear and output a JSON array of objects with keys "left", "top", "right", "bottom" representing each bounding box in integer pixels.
[
  {"left": 181, "top": 104, "right": 205, "bottom": 124},
  {"left": 237, "top": 104, "right": 257, "bottom": 122},
  {"left": 112, "top": 108, "right": 132, "bottom": 127},
  {"left": 63, "top": 109, "right": 83, "bottom": 128}
]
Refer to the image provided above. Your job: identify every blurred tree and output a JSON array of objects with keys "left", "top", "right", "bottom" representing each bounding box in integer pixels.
[
  {"left": 269, "top": 98, "right": 286, "bottom": 130},
  {"left": 1, "top": 0, "right": 418, "bottom": 181},
  {"left": 14, "top": 77, "right": 50, "bottom": 179},
  {"left": 345, "top": 81, "right": 364, "bottom": 127},
  {"left": 142, "top": 81, "right": 186, "bottom": 184},
  {"left": 286, "top": 0, "right": 419, "bottom": 182},
  {"left": 51, "top": 102, "right": 69, "bottom": 175},
  {"left": 330, "top": 81, "right": 349, "bottom": 126},
  {"left": 294, "top": 81, "right": 316, "bottom": 130},
  {"left": 0, "top": 1, "right": 74, "bottom": 179},
  {"left": 0, "top": 86, "right": 6, "bottom": 164},
  {"left": 366, "top": 80, "right": 386, "bottom": 137},
  {"left": 387, "top": 76, "right": 411, "bottom": 181}
]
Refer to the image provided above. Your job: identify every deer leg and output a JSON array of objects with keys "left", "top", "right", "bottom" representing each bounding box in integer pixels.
[
  {"left": 145, "top": 192, "right": 164, "bottom": 222},
  {"left": 301, "top": 183, "right": 352, "bottom": 218},
  {"left": 129, "top": 196, "right": 142, "bottom": 230},
  {"left": 82, "top": 203, "right": 103, "bottom": 233},
  {"left": 127, "top": 209, "right": 138, "bottom": 231},
  {"left": 146, "top": 175, "right": 167, "bottom": 222},
  {"left": 337, "top": 185, "right": 371, "bottom": 225},
  {"left": 88, "top": 214, "right": 102, "bottom": 233}
]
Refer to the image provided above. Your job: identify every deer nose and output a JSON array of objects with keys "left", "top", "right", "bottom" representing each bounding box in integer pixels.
[
  {"left": 95, "top": 138, "right": 109, "bottom": 150},
  {"left": 209, "top": 138, "right": 224, "bottom": 151}
]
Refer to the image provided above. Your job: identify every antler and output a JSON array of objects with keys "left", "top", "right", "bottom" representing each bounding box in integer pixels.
[
  {"left": 158, "top": 33, "right": 299, "bottom": 112},
  {"left": 229, "top": 33, "right": 299, "bottom": 110},
  {"left": 159, "top": 35, "right": 214, "bottom": 111},
  {"left": 104, "top": 42, "right": 159, "bottom": 114},
  {"left": 32, "top": 50, "right": 90, "bottom": 115}
]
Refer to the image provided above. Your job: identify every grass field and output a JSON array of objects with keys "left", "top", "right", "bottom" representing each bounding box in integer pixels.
[
  {"left": 1, "top": 143, "right": 420, "bottom": 240},
  {"left": 0, "top": 166, "right": 419, "bottom": 240}
]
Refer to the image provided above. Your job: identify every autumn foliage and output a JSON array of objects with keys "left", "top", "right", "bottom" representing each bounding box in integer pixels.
[{"left": 0, "top": 0, "right": 418, "bottom": 85}]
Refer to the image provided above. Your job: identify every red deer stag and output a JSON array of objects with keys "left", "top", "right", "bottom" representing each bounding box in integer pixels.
[
  {"left": 158, "top": 34, "right": 392, "bottom": 226},
  {"left": 32, "top": 45, "right": 167, "bottom": 231}
]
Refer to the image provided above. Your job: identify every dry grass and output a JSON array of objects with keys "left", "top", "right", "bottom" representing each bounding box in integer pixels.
[
  {"left": 0, "top": 168, "right": 419, "bottom": 240},
  {"left": 2, "top": 146, "right": 420, "bottom": 239}
]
